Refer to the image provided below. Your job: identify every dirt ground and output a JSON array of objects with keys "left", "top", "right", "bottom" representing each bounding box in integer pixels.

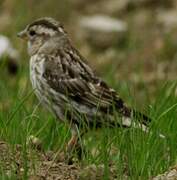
[
  {"left": 0, "top": 140, "right": 79, "bottom": 179},
  {"left": 0, "top": 141, "right": 120, "bottom": 180},
  {"left": 1, "top": 140, "right": 176, "bottom": 179}
]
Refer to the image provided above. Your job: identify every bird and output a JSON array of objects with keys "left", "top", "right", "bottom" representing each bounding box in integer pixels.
[{"left": 18, "top": 17, "right": 153, "bottom": 158}]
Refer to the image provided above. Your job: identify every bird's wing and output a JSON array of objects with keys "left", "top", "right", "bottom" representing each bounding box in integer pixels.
[{"left": 42, "top": 50, "right": 130, "bottom": 117}]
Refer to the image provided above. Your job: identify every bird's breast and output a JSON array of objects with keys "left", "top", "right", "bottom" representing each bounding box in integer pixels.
[
  {"left": 29, "top": 55, "right": 66, "bottom": 121},
  {"left": 29, "top": 55, "right": 49, "bottom": 101}
]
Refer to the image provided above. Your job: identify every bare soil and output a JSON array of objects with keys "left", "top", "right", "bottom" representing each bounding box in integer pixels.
[
  {"left": 0, "top": 141, "right": 119, "bottom": 180},
  {"left": 0, "top": 140, "right": 80, "bottom": 179}
]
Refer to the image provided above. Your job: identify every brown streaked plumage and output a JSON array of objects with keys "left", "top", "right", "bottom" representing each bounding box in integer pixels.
[{"left": 18, "top": 17, "right": 152, "bottom": 158}]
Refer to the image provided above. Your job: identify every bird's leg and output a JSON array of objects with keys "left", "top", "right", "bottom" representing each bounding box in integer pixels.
[
  {"left": 67, "top": 125, "right": 78, "bottom": 153},
  {"left": 66, "top": 124, "right": 85, "bottom": 161}
]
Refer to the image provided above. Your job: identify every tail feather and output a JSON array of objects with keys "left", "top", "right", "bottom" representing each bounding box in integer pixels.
[
  {"left": 132, "top": 109, "right": 151, "bottom": 126},
  {"left": 118, "top": 106, "right": 166, "bottom": 139},
  {"left": 120, "top": 105, "right": 151, "bottom": 127},
  {"left": 121, "top": 109, "right": 165, "bottom": 139}
]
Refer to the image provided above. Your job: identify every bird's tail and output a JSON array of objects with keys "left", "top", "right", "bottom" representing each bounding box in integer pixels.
[{"left": 121, "top": 108, "right": 165, "bottom": 139}]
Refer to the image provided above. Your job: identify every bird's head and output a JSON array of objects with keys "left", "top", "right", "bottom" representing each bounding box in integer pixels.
[{"left": 18, "top": 17, "right": 66, "bottom": 56}]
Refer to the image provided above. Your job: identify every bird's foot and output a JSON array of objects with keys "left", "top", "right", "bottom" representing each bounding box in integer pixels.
[{"left": 64, "top": 135, "right": 85, "bottom": 164}]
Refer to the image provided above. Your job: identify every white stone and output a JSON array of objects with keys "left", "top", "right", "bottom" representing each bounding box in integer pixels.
[
  {"left": 0, "top": 35, "right": 19, "bottom": 59},
  {"left": 157, "top": 10, "right": 177, "bottom": 31},
  {"left": 78, "top": 15, "right": 128, "bottom": 48},
  {"left": 80, "top": 15, "right": 127, "bottom": 33}
]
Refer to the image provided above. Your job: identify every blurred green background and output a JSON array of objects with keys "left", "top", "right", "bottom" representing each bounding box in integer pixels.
[{"left": 1, "top": 0, "right": 177, "bottom": 111}]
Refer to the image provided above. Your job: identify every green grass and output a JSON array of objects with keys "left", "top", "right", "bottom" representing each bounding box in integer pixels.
[
  {"left": 0, "top": 1, "right": 177, "bottom": 178},
  {"left": 0, "top": 59, "right": 177, "bottom": 179}
]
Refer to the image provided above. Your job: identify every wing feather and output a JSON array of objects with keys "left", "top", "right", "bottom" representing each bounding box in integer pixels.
[{"left": 42, "top": 50, "right": 128, "bottom": 115}]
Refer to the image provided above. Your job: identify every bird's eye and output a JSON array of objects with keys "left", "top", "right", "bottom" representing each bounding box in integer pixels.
[{"left": 29, "top": 30, "right": 36, "bottom": 36}]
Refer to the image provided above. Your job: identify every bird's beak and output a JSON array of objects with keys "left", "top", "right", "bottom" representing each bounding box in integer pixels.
[{"left": 17, "top": 30, "right": 28, "bottom": 40}]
